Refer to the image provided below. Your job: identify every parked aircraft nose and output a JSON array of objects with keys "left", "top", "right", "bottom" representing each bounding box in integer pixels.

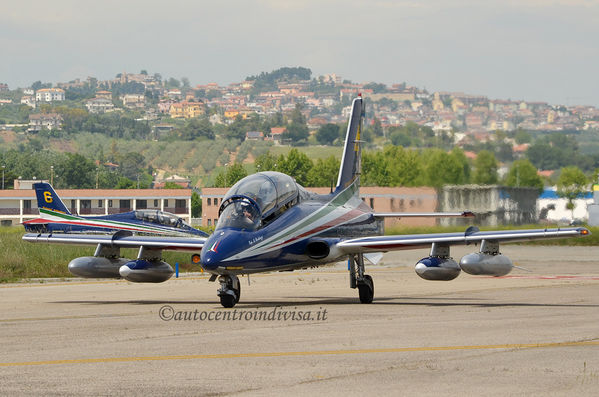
[{"left": 200, "top": 230, "right": 240, "bottom": 271}]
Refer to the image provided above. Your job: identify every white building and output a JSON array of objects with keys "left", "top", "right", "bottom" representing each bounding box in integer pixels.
[
  {"left": 537, "top": 187, "right": 593, "bottom": 224},
  {"left": 86, "top": 98, "right": 115, "bottom": 114},
  {"left": 35, "top": 88, "right": 65, "bottom": 102},
  {"left": 0, "top": 181, "right": 193, "bottom": 226}
]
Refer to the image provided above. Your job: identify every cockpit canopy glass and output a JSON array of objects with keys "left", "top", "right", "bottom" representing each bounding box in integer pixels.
[
  {"left": 216, "top": 198, "right": 261, "bottom": 231},
  {"left": 217, "top": 172, "right": 299, "bottom": 230},
  {"left": 135, "top": 210, "right": 186, "bottom": 228}
]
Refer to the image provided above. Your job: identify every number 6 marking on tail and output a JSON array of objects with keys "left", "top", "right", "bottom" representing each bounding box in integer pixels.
[{"left": 44, "top": 191, "right": 53, "bottom": 203}]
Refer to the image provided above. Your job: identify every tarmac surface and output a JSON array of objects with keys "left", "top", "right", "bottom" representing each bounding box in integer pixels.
[{"left": 1, "top": 245, "right": 599, "bottom": 396}]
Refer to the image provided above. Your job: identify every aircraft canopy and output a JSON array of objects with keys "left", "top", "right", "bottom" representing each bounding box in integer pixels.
[
  {"left": 135, "top": 210, "right": 186, "bottom": 228},
  {"left": 217, "top": 172, "right": 299, "bottom": 230}
]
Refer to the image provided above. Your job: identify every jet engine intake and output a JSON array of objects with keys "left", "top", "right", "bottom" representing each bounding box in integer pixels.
[
  {"left": 415, "top": 257, "right": 461, "bottom": 281},
  {"left": 68, "top": 256, "right": 131, "bottom": 278},
  {"left": 459, "top": 253, "right": 513, "bottom": 276},
  {"left": 119, "top": 260, "right": 174, "bottom": 283},
  {"left": 305, "top": 240, "right": 331, "bottom": 259}
]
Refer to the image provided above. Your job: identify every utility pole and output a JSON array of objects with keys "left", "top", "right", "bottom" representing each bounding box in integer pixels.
[{"left": 1, "top": 165, "right": 5, "bottom": 190}]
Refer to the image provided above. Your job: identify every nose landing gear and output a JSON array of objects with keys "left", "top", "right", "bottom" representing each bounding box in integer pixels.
[
  {"left": 218, "top": 275, "right": 241, "bottom": 308},
  {"left": 349, "top": 254, "right": 374, "bottom": 304}
]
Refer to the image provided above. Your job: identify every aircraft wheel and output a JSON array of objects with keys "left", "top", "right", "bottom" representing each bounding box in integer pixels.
[
  {"left": 218, "top": 275, "right": 241, "bottom": 308},
  {"left": 357, "top": 274, "right": 374, "bottom": 304},
  {"left": 234, "top": 282, "right": 241, "bottom": 303},
  {"left": 220, "top": 294, "right": 236, "bottom": 308}
]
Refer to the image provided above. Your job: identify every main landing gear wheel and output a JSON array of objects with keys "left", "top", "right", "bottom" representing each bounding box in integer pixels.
[
  {"left": 357, "top": 274, "right": 374, "bottom": 304},
  {"left": 218, "top": 275, "right": 241, "bottom": 308}
]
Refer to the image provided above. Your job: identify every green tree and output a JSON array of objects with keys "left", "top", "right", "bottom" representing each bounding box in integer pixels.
[
  {"left": 504, "top": 159, "right": 544, "bottom": 192},
  {"left": 214, "top": 163, "right": 247, "bottom": 188},
  {"left": 191, "top": 191, "right": 202, "bottom": 218},
  {"left": 557, "top": 166, "right": 587, "bottom": 219},
  {"left": 306, "top": 156, "right": 340, "bottom": 187},
  {"left": 423, "top": 149, "right": 468, "bottom": 187},
  {"left": 283, "top": 104, "right": 309, "bottom": 144},
  {"left": 514, "top": 129, "right": 532, "bottom": 144},
  {"left": 315, "top": 123, "right": 340, "bottom": 145},
  {"left": 276, "top": 149, "right": 313, "bottom": 185},
  {"left": 56, "top": 153, "right": 96, "bottom": 188},
  {"left": 473, "top": 150, "right": 498, "bottom": 184},
  {"left": 254, "top": 152, "right": 278, "bottom": 171},
  {"left": 119, "top": 152, "right": 146, "bottom": 180},
  {"left": 372, "top": 117, "right": 383, "bottom": 137}
]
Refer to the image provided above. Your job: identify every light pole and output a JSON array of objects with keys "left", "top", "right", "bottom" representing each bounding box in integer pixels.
[
  {"left": 2, "top": 165, "right": 5, "bottom": 190},
  {"left": 96, "top": 168, "right": 99, "bottom": 189},
  {"left": 224, "top": 163, "right": 229, "bottom": 187},
  {"left": 50, "top": 165, "right": 54, "bottom": 186}
]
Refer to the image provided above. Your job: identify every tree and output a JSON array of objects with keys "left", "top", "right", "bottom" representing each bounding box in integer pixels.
[
  {"left": 283, "top": 104, "right": 309, "bottom": 144},
  {"left": 276, "top": 149, "right": 313, "bottom": 185},
  {"left": 56, "top": 153, "right": 96, "bottom": 188},
  {"left": 372, "top": 117, "right": 383, "bottom": 137},
  {"left": 178, "top": 118, "right": 214, "bottom": 140},
  {"left": 191, "top": 191, "right": 202, "bottom": 218},
  {"left": 307, "top": 156, "right": 340, "bottom": 187},
  {"left": 254, "top": 152, "right": 278, "bottom": 172},
  {"left": 473, "top": 150, "right": 498, "bottom": 184},
  {"left": 214, "top": 163, "right": 247, "bottom": 188},
  {"left": 119, "top": 152, "right": 146, "bottom": 180},
  {"left": 557, "top": 166, "right": 587, "bottom": 219},
  {"left": 315, "top": 123, "right": 340, "bottom": 145},
  {"left": 504, "top": 159, "right": 544, "bottom": 192},
  {"left": 423, "top": 149, "right": 468, "bottom": 187}
]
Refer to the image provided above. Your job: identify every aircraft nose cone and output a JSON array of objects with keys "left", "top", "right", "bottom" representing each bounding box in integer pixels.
[
  {"left": 119, "top": 264, "right": 132, "bottom": 278},
  {"left": 200, "top": 230, "right": 242, "bottom": 271}
]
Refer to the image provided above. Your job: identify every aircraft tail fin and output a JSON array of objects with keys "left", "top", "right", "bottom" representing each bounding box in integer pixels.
[
  {"left": 34, "top": 182, "right": 71, "bottom": 216},
  {"left": 335, "top": 97, "right": 364, "bottom": 193}
]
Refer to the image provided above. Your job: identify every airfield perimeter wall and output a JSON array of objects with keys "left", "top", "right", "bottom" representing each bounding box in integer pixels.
[{"left": 438, "top": 185, "right": 538, "bottom": 226}]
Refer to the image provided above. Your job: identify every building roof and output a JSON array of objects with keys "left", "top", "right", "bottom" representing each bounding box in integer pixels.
[{"left": 0, "top": 189, "right": 191, "bottom": 199}]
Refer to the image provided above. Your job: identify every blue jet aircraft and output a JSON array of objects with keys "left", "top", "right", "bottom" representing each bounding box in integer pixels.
[
  {"left": 23, "top": 97, "right": 589, "bottom": 307},
  {"left": 23, "top": 182, "right": 207, "bottom": 237}
]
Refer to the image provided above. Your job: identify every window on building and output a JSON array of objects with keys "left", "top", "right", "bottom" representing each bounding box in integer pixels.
[
  {"left": 137, "top": 200, "right": 147, "bottom": 209},
  {"left": 214, "top": 219, "right": 218, "bottom": 226},
  {"left": 120, "top": 200, "right": 131, "bottom": 209},
  {"left": 154, "top": 200, "right": 159, "bottom": 208},
  {"left": 207, "top": 198, "right": 211, "bottom": 206},
  {"left": 81, "top": 200, "right": 91, "bottom": 209},
  {"left": 23, "top": 200, "right": 31, "bottom": 209},
  {"left": 175, "top": 199, "right": 186, "bottom": 209},
  {"left": 164, "top": 200, "right": 169, "bottom": 207},
  {"left": 108, "top": 200, "right": 113, "bottom": 208},
  {"left": 369, "top": 198, "right": 374, "bottom": 209},
  {"left": 98, "top": 200, "right": 103, "bottom": 208},
  {"left": 207, "top": 219, "right": 211, "bottom": 226}
]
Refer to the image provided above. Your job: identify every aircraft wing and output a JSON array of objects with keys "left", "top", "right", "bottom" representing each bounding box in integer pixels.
[
  {"left": 337, "top": 227, "right": 589, "bottom": 254},
  {"left": 373, "top": 211, "right": 474, "bottom": 218},
  {"left": 22, "top": 232, "right": 206, "bottom": 251}
]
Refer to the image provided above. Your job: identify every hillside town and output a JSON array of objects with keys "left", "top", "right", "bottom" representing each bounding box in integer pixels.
[{"left": 2, "top": 69, "right": 599, "bottom": 140}]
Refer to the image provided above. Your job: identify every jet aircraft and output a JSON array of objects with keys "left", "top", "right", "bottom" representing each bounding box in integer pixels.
[
  {"left": 23, "top": 97, "right": 589, "bottom": 307},
  {"left": 23, "top": 182, "right": 207, "bottom": 237}
]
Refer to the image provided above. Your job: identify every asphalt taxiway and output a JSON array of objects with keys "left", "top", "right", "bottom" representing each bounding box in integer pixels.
[{"left": 1, "top": 245, "right": 598, "bottom": 396}]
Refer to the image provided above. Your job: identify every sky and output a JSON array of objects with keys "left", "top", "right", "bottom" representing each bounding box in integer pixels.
[{"left": 2, "top": 0, "right": 598, "bottom": 106}]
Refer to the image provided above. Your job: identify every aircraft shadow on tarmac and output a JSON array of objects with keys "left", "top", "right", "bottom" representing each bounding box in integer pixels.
[{"left": 51, "top": 297, "right": 599, "bottom": 309}]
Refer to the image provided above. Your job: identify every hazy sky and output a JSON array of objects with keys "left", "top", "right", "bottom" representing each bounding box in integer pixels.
[{"left": 2, "top": 0, "right": 598, "bottom": 106}]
